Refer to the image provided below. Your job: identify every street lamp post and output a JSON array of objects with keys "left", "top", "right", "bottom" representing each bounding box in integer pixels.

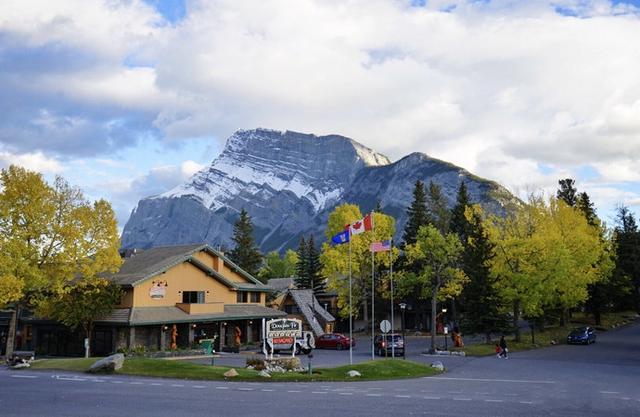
[
  {"left": 442, "top": 307, "right": 448, "bottom": 351},
  {"left": 399, "top": 303, "right": 407, "bottom": 359}
]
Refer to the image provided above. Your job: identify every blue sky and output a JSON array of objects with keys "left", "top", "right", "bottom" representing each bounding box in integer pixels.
[{"left": 1, "top": 0, "right": 639, "bottom": 229}]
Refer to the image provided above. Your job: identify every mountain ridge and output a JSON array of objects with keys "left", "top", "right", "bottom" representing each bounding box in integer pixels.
[{"left": 121, "top": 128, "right": 514, "bottom": 252}]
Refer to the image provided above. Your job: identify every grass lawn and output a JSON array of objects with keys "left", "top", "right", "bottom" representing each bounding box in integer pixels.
[
  {"left": 462, "top": 310, "right": 639, "bottom": 357},
  {"left": 29, "top": 357, "right": 440, "bottom": 382}
]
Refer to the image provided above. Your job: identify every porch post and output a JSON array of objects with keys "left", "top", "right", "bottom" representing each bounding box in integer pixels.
[
  {"left": 159, "top": 325, "right": 166, "bottom": 351},
  {"left": 128, "top": 327, "right": 136, "bottom": 350},
  {"left": 246, "top": 321, "right": 253, "bottom": 343},
  {"left": 188, "top": 324, "right": 195, "bottom": 347}
]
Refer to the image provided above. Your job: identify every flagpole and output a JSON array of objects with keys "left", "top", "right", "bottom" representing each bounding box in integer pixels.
[
  {"left": 371, "top": 243, "right": 375, "bottom": 360},
  {"left": 390, "top": 238, "right": 394, "bottom": 358},
  {"left": 349, "top": 233, "right": 353, "bottom": 366}
]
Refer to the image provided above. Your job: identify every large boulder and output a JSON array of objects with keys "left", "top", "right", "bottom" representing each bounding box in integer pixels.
[
  {"left": 347, "top": 370, "right": 361, "bottom": 378},
  {"left": 224, "top": 368, "right": 239, "bottom": 378},
  {"left": 89, "top": 354, "right": 125, "bottom": 373},
  {"left": 431, "top": 361, "right": 444, "bottom": 372}
]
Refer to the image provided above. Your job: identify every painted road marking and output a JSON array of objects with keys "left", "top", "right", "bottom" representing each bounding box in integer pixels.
[
  {"left": 485, "top": 399, "right": 504, "bottom": 403},
  {"left": 215, "top": 387, "right": 228, "bottom": 390},
  {"left": 238, "top": 388, "right": 253, "bottom": 391},
  {"left": 171, "top": 384, "right": 184, "bottom": 387},
  {"left": 10, "top": 375, "right": 38, "bottom": 379},
  {"left": 261, "top": 389, "right": 274, "bottom": 392},
  {"left": 600, "top": 391, "right": 620, "bottom": 394},
  {"left": 58, "top": 377, "right": 86, "bottom": 381},
  {"left": 366, "top": 394, "right": 382, "bottom": 397},
  {"left": 111, "top": 381, "right": 123, "bottom": 384},
  {"left": 311, "top": 391, "right": 327, "bottom": 395},
  {"left": 129, "top": 382, "right": 143, "bottom": 385},
  {"left": 395, "top": 395, "right": 411, "bottom": 398},
  {"left": 287, "top": 390, "right": 301, "bottom": 393},
  {"left": 423, "top": 396, "right": 441, "bottom": 400},
  {"left": 150, "top": 383, "right": 163, "bottom": 386},
  {"left": 453, "top": 398, "right": 472, "bottom": 401},
  {"left": 193, "top": 385, "right": 206, "bottom": 389},
  {"left": 519, "top": 401, "right": 534, "bottom": 404},
  {"left": 432, "top": 377, "right": 555, "bottom": 384},
  {"left": 338, "top": 393, "right": 353, "bottom": 396}
]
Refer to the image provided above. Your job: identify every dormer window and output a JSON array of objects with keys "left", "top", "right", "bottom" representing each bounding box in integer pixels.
[{"left": 183, "top": 291, "right": 205, "bottom": 304}]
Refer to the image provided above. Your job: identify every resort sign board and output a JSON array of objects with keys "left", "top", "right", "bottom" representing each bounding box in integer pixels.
[{"left": 266, "top": 318, "right": 302, "bottom": 339}]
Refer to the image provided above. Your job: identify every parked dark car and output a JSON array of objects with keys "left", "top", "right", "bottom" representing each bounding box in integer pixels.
[
  {"left": 374, "top": 334, "right": 404, "bottom": 356},
  {"left": 315, "top": 333, "right": 355, "bottom": 350},
  {"left": 567, "top": 326, "right": 596, "bottom": 345}
]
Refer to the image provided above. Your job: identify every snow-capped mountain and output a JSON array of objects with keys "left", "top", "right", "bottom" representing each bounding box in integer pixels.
[{"left": 121, "top": 128, "right": 513, "bottom": 252}]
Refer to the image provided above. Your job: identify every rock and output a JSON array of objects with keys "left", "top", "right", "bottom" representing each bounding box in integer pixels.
[
  {"left": 258, "top": 370, "right": 271, "bottom": 378},
  {"left": 224, "top": 368, "right": 239, "bottom": 378},
  {"left": 89, "top": 353, "right": 125, "bottom": 373},
  {"left": 246, "top": 365, "right": 254, "bottom": 370},
  {"left": 11, "top": 362, "right": 30, "bottom": 369},
  {"left": 431, "top": 361, "right": 445, "bottom": 371},
  {"left": 347, "top": 370, "right": 361, "bottom": 378}
]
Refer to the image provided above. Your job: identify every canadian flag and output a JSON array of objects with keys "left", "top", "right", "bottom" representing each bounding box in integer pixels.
[{"left": 346, "top": 213, "right": 373, "bottom": 235}]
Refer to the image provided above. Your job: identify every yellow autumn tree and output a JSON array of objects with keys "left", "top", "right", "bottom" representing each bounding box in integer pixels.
[
  {"left": 320, "top": 204, "right": 398, "bottom": 321},
  {"left": 0, "top": 165, "right": 122, "bottom": 356}
]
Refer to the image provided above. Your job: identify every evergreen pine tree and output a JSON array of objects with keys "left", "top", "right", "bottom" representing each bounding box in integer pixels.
[
  {"left": 374, "top": 199, "right": 383, "bottom": 213},
  {"left": 459, "top": 208, "right": 509, "bottom": 342},
  {"left": 577, "top": 192, "right": 597, "bottom": 226},
  {"left": 426, "top": 181, "right": 451, "bottom": 234},
  {"left": 307, "top": 235, "right": 325, "bottom": 294},
  {"left": 403, "top": 180, "right": 428, "bottom": 246},
  {"left": 613, "top": 206, "right": 640, "bottom": 312},
  {"left": 228, "top": 208, "right": 262, "bottom": 277},
  {"left": 450, "top": 181, "right": 471, "bottom": 241},
  {"left": 557, "top": 178, "right": 578, "bottom": 207},
  {"left": 294, "top": 236, "right": 310, "bottom": 289}
]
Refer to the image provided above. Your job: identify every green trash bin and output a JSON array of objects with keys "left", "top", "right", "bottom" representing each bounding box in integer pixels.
[{"left": 199, "top": 339, "right": 214, "bottom": 355}]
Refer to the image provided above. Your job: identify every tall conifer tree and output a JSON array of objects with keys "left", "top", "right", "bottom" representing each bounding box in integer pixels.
[
  {"left": 557, "top": 178, "right": 578, "bottom": 207},
  {"left": 403, "top": 180, "right": 429, "bottom": 246},
  {"left": 295, "top": 236, "right": 310, "bottom": 289},
  {"left": 228, "top": 209, "right": 262, "bottom": 277},
  {"left": 307, "top": 235, "right": 325, "bottom": 294},
  {"left": 426, "top": 181, "right": 451, "bottom": 235}
]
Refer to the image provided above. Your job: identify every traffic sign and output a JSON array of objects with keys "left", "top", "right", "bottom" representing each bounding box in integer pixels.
[{"left": 380, "top": 319, "right": 391, "bottom": 334}]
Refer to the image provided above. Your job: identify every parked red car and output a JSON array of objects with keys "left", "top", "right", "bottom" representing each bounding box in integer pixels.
[{"left": 315, "top": 333, "right": 355, "bottom": 350}]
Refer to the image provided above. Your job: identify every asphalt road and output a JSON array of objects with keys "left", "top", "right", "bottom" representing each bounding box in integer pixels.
[{"left": 2, "top": 323, "right": 639, "bottom": 417}]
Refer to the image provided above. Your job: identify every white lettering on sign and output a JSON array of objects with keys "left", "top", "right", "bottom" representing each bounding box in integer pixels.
[{"left": 266, "top": 318, "right": 302, "bottom": 339}]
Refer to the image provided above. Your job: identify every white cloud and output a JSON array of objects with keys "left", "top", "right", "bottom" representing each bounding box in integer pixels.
[
  {"left": 0, "top": 150, "right": 63, "bottom": 174},
  {"left": 1, "top": 0, "right": 640, "bottom": 220}
]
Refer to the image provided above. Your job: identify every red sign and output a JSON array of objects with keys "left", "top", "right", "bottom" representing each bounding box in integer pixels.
[{"left": 272, "top": 337, "right": 294, "bottom": 345}]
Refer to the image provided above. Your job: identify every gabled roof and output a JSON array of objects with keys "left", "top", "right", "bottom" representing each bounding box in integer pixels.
[
  {"left": 288, "top": 289, "right": 335, "bottom": 337},
  {"left": 108, "top": 244, "right": 267, "bottom": 289},
  {"left": 266, "top": 277, "right": 295, "bottom": 294}
]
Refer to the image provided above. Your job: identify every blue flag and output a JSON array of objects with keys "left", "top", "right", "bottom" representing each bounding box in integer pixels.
[{"left": 331, "top": 230, "right": 350, "bottom": 245}]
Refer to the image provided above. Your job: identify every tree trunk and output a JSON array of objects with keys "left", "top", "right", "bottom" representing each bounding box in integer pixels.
[
  {"left": 5, "top": 304, "right": 21, "bottom": 358},
  {"left": 513, "top": 299, "right": 521, "bottom": 342},
  {"left": 84, "top": 322, "right": 93, "bottom": 358},
  {"left": 430, "top": 292, "right": 437, "bottom": 352}
]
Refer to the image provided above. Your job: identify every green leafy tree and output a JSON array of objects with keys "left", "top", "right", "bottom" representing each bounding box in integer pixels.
[
  {"left": 38, "top": 278, "right": 122, "bottom": 357},
  {"left": 557, "top": 178, "right": 578, "bottom": 207},
  {"left": 405, "top": 225, "right": 468, "bottom": 351},
  {"left": 321, "top": 204, "right": 397, "bottom": 321},
  {"left": 0, "top": 165, "right": 122, "bottom": 356},
  {"left": 258, "top": 250, "right": 298, "bottom": 283},
  {"left": 459, "top": 206, "right": 510, "bottom": 342},
  {"left": 295, "top": 236, "right": 310, "bottom": 289},
  {"left": 228, "top": 208, "right": 262, "bottom": 277}
]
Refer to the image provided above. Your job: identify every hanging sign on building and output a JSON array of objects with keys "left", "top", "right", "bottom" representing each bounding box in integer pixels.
[
  {"left": 149, "top": 281, "right": 167, "bottom": 299},
  {"left": 265, "top": 318, "right": 302, "bottom": 339}
]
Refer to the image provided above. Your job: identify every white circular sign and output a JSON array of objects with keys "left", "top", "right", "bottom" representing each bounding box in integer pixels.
[{"left": 380, "top": 320, "right": 391, "bottom": 334}]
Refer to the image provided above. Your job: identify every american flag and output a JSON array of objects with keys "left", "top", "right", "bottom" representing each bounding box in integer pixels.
[{"left": 370, "top": 240, "right": 391, "bottom": 252}]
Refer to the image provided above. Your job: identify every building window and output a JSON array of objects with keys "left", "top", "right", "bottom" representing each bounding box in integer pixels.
[
  {"left": 250, "top": 292, "right": 260, "bottom": 303},
  {"left": 236, "top": 292, "right": 248, "bottom": 303},
  {"left": 183, "top": 291, "right": 205, "bottom": 304}
]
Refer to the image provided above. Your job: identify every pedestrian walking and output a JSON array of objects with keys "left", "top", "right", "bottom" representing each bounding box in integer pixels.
[{"left": 499, "top": 336, "right": 508, "bottom": 358}]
